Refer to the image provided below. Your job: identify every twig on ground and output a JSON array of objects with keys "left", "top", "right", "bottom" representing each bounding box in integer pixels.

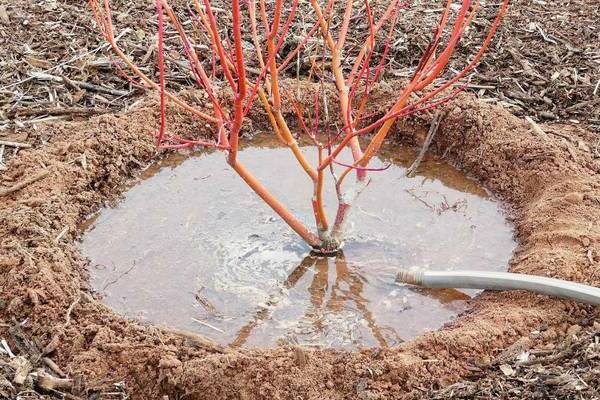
[
  {"left": 1, "top": 338, "right": 15, "bottom": 358},
  {"left": 54, "top": 226, "right": 69, "bottom": 243},
  {"left": 36, "top": 370, "right": 73, "bottom": 391},
  {"left": 0, "top": 169, "right": 50, "bottom": 197},
  {"left": 525, "top": 116, "right": 549, "bottom": 141},
  {"left": 405, "top": 188, "right": 435, "bottom": 211},
  {"left": 31, "top": 73, "right": 130, "bottom": 97},
  {"left": 406, "top": 111, "right": 445, "bottom": 177},
  {"left": 62, "top": 76, "right": 130, "bottom": 97},
  {"left": 4, "top": 116, "right": 68, "bottom": 126},
  {"left": 191, "top": 317, "right": 225, "bottom": 334},
  {"left": 0, "top": 140, "right": 32, "bottom": 148},
  {"left": 42, "top": 335, "right": 60, "bottom": 356},
  {"left": 42, "top": 357, "right": 66, "bottom": 378},
  {"left": 158, "top": 326, "right": 226, "bottom": 353},
  {"left": 6, "top": 107, "right": 108, "bottom": 118},
  {"left": 63, "top": 295, "right": 81, "bottom": 328},
  {"left": 0, "top": 144, "right": 5, "bottom": 171}
]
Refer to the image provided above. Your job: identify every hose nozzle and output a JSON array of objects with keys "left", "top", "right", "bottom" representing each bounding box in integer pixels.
[{"left": 396, "top": 268, "right": 425, "bottom": 286}]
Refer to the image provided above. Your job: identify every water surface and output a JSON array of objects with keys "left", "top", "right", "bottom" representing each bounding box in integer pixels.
[{"left": 80, "top": 138, "right": 515, "bottom": 348}]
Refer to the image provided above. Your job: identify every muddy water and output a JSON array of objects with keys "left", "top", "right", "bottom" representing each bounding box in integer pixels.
[{"left": 80, "top": 137, "right": 515, "bottom": 349}]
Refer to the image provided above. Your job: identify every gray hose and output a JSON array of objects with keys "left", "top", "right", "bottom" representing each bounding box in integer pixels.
[{"left": 397, "top": 270, "right": 600, "bottom": 306}]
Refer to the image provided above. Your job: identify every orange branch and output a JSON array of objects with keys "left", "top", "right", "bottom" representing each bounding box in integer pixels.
[
  {"left": 310, "top": 0, "right": 365, "bottom": 181},
  {"left": 91, "top": 0, "right": 510, "bottom": 252},
  {"left": 230, "top": 160, "right": 321, "bottom": 247},
  {"left": 89, "top": 0, "right": 218, "bottom": 123},
  {"left": 227, "top": 0, "right": 247, "bottom": 164}
]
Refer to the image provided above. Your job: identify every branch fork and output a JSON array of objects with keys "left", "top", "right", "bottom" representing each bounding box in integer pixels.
[{"left": 90, "top": 0, "right": 509, "bottom": 253}]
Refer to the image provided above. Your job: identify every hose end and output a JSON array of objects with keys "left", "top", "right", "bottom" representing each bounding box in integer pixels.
[{"left": 396, "top": 268, "right": 425, "bottom": 286}]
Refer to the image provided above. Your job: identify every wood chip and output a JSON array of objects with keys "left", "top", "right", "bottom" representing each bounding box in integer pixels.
[
  {"left": 0, "top": 140, "right": 32, "bottom": 149},
  {"left": 158, "top": 326, "right": 226, "bottom": 354},
  {"left": 0, "top": 5, "right": 9, "bottom": 24},
  {"left": 36, "top": 370, "right": 73, "bottom": 391},
  {"left": 11, "top": 356, "right": 32, "bottom": 385},
  {"left": 42, "top": 357, "right": 66, "bottom": 378},
  {"left": 525, "top": 116, "right": 549, "bottom": 141},
  {"left": 499, "top": 364, "right": 515, "bottom": 376}
]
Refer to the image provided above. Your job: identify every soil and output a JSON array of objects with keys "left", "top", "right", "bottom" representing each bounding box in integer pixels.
[
  {"left": 1, "top": 0, "right": 600, "bottom": 399},
  {"left": 0, "top": 83, "right": 599, "bottom": 398}
]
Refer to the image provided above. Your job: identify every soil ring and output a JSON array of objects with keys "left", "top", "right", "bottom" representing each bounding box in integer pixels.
[{"left": 0, "top": 84, "right": 599, "bottom": 399}]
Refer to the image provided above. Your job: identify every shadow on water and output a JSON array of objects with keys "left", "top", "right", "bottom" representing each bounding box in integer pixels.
[
  {"left": 232, "top": 251, "right": 472, "bottom": 348},
  {"left": 233, "top": 252, "right": 390, "bottom": 347}
]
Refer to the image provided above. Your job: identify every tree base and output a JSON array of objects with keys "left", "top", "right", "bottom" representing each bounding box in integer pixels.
[{"left": 311, "top": 237, "right": 342, "bottom": 256}]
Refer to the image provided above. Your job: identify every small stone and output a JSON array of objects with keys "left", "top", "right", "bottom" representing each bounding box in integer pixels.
[
  {"left": 27, "top": 288, "right": 40, "bottom": 306},
  {"left": 0, "top": 5, "right": 9, "bottom": 24},
  {"left": 564, "top": 192, "right": 584, "bottom": 204},
  {"left": 567, "top": 324, "right": 581, "bottom": 337},
  {"left": 499, "top": 364, "right": 515, "bottom": 376},
  {"left": 539, "top": 111, "right": 557, "bottom": 120},
  {"left": 11, "top": 356, "right": 32, "bottom": 385},
  {"left": 159, "top": 356, "right": 182, "bottom": 369},
  {"left": 475, "top": 114, "right": 484, "bottom": 130},
  {"left": 294, "top": 346, "right": 307, "bottom": 368},
  {"left": 581, "top": 237, "right": 591, "bottom": 247},
  {"left": 355, "top": 378, "right": 368, "bottom": 393},
  {"left": 517, "top": 351, "right": 530, "bottom": 363},
  {"left": 326, "top": 380, "right": 334, "bottom": 389},
  {"left": 479, "top": 355, "right": 492, "bottom": 366}
]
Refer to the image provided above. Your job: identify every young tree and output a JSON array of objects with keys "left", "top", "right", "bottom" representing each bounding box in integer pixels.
[{"left": 90, "top": 0, "right": 509, "bottom": 254}]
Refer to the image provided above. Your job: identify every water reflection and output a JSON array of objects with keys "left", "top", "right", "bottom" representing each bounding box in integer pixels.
[
  {"left": 232, "top": 251, "right": 473, "bottom": 347},
  {"left": 233, "top": 252, "right": 391, "bottom": 347}
]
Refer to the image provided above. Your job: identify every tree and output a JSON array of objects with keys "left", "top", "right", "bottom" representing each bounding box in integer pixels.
[{"left": 90, "top": 0, "right": 509, "bottom": 254}]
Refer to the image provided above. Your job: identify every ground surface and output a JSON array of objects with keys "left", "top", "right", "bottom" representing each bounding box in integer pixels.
[
  {"left": 0, "top": 0, "right": 599, "bottom": 399},
  {"left": 1, "top": 0, "right": 599, "bottom": 131}
]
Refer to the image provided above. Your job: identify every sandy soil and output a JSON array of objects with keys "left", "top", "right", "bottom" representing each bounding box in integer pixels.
[{"left": 0, "top": 81, "right": 599, "bottom": 398}]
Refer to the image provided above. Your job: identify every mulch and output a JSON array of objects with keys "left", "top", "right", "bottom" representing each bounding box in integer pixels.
[
  {"left": 414, "top": 318, "right": 600, "bottom": 399},
  {"left": 1, "top": 0, "right": 598, "bottom": 135}
]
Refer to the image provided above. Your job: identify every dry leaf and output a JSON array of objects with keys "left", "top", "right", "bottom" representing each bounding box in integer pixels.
[
  {"left": 25, "top": 56, "right": 52, "bottom": 69},
  {"left": 499, "top": 364, "right": 515, "bottom": 376},
  {"left": 0, "top": 5, "right": 9, "bottom": 24}
]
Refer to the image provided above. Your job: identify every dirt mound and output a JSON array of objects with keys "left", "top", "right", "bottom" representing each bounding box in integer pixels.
[{"left": 0, "top": 86, "right": 599, "bottom": 398}]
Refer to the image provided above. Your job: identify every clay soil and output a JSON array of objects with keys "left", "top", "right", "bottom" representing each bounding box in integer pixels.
[{"left": 1, "top": 1, "right": 600, "bottom": 399}]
